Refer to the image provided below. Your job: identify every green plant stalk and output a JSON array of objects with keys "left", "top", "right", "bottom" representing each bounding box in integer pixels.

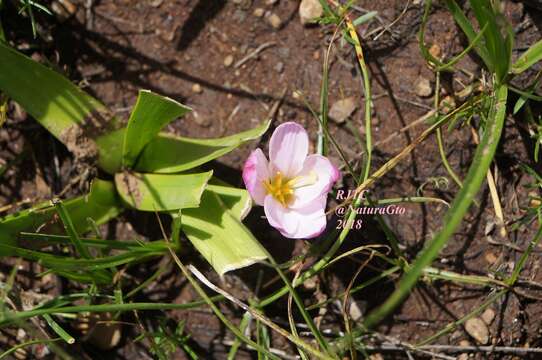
[
  {"left": 416, "top": 289, "right": 506, "bottom": 346},
  {"left": 167, "top": 251, "right": 282, "bottom": 360},
  {"left": 260, "top": 101, "right": 480, "bottom": 306},
  {"left": 0, "top": 299, "right": 219, "bottom": 327},
  {"left": 307, "top": 266, "right": 401, "bottom": 310},
  {"left": 507, "top": 225, "right": 542, "bottom": 285},
  {"left": 362, "top": 84, "right": 508, "bottom": 329},
  {"left": 227, "top": 312, "right": 251, "bottom": 360},
  {"left": 512, "top": 39, "right": 542, "bottom": 74},
  {"left": 434, "top": 72, "right": 463, "bottom": 189},
  {"left": 259, "top": 197, "right": 362, "bottom": 307},
  {"left": 318, "top": 36, "right": 330, "bottom": 155},
  {"left": 345, "top": 19, "right": 373, "bottom": 182},
  {"left": 19, "top": 233, "right": 170, "bottom": 251},
  {"left": 420, "top": 0, "right": 488, "bottom": 72},
  {"left": 52, "top": 199, "right": 91, "bottom": 259},
  {"left": 0, "top": 338, "right": 62, "bottom": 360},
  {"left": 265, "top": 252, "right": 333, "bottom": 356},
  {"left": 42, "top": 314, "right": 75, "bottom": 344}
]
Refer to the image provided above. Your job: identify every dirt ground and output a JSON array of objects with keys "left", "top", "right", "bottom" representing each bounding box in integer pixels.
[{"left": 2, "top": 0, "right": 542, "bottom": 359}]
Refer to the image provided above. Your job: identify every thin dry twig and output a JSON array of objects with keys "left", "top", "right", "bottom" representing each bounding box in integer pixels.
[{"left": 234, "top": 42, "right": 277, "bottom": 69}]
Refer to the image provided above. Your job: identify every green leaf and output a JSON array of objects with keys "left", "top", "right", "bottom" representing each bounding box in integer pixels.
[
  {"left": 96, "top": 120, "right": 269, "bottom": 175},
  {"left": 135, "top": 120, "right": 270, "bottom": 173},
  {"left": 180, "top": 191, "right": 267, "bottom": 275},
  {"left": 444, "top": 0, "right": 491, "bottom": 70},
  {"left": 363, "top": 85, "right": 508, "bottom": 329},
  {"left": 207, "top": 180, "right": 252, "bottom": 220},
  {"left": 122, "top": 90, "right": 191, "bottom": 169},
  {"left": 512, "top": 39, "right": 542, "bottom": 74},
  {"left": 0, "top": 42, "right": 118, "bottom": 151},
  {"left": 468, "top": 0, "right": 513, "bottom": 83},
  {"left": 114, "top": 171, "right": 213, "bottom": 211},
  {"left": 0, "top": 179, "right": 122, "bottom": 255},
  {"left": 352, "top": 11, "right": 377, "bottom": 26}
]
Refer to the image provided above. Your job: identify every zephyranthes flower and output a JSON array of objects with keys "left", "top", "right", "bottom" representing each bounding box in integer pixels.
[{"left": 242, "top": 122, "right": 340, "bottom": 239}]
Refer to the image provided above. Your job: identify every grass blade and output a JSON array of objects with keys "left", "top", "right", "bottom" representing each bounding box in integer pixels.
[
  {"left": 362, "top": 85, "right": 508, "bottom": 329},
  {"left": 512, "top": 39, "right": 542, "bottom": 74},
  {"left": 122, "top": 90, "right": 191, "bottom": 169}
]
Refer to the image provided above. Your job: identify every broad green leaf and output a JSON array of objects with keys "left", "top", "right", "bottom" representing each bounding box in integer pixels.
[
  {"left": 96, "top": 120, "right": 270, "bottom": 175},
  {"left": 0, "top": 179, "right": 122, "bottom": 255},
  {"left": 135, "top": 120, "right": 271, "bottom": 173},
  {"left": 114, "top": 171, "right": 213, "bottom": 211},
  {"left": 122, "top": 90, "right": 191, "bottom": 169},
  {"left": 0, "top": 42, "right": 118, "bottom": 150},
  {"left": 207, "top": 181, "right": 252, "bottom": 220},
  {"left": 512, "top": 39, "right": 542, "bottom": 74},
  {"left": 181, "top": 191, "right": 267, "bottom": 275}
]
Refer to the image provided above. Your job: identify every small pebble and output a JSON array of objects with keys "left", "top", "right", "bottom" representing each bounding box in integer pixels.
[
  {"left": 292, "top": 90, "right": 302, "bottom": 99},
  {"left": 481, "top": 308, "right": 496, "bottom": 325},
  {"left": 192, "top": 112, "right": 211, "bottom": 127},
  {"left": 329, "top": 97, "right": 357, "bottom": 124},
  {"left": 267, "top": 12, "right": 282, "bottom": 29},
  {"left": 274, "top": 61, "right": 284, "bottom": 73},
  {"left": 414, "top": 76, "right": 433, "bottom": 97},
  {"left": 465, "top": 317, "right": 490, "bottom": 344},
  {"left": 429, "top": 43, "right": 441, "bottom": 59},
  {"left": 224, "top": 55, "right": 234, "bottom": 67},
  {"left": 265, "top": 0, "right": 278, "bottom": 5},
  {"left": 485, "top": 251, "right": 498, "bottom": 264},
  {"left": 192, "top": 83, "right": 203, "bottom": 94},
  {"left": 51, "top": 0, "right": 77, "bottom": 22},
  {"left": 253, "top": 8, "right": 265, "bottom": 17},
  {"left": 439, "top": 95, "right": 455, "bottom": 113},
  {"left": 349, "top": 301, "right": 363, "bottom": 321},
  {"left": 299, "top": 0, "right": 323, "bottom": 25}
]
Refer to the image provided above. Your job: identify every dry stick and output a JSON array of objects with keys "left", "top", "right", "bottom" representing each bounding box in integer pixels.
[
  {"left": 374, "top": 109, "right": 436, "bottom": 147},
  {"left": 365, "top": 343, "right": 542, "bottom": 355},
  {"left": 371, "top": 0, "right": 411, "bottom": 41},
  {"left": 470, "top": 127, "right": 508, "bottom": 238},
  {"left": 327, "top": 99, "right": 480, "bottom": 216},
  {"left": 220, "top": 339, "right": 299, "bottom": 360},
  {"left": 368, "top": 333, "right": 455, "bottom": 360},
  {"left": 338, "top": 109, "right": 437, "bottom": 172},
  {"left": 187, "top": 265, "right": 333, "bottom": 360},
  {"left": 234, "top": 42, "right": 277, "bottom": 69}
]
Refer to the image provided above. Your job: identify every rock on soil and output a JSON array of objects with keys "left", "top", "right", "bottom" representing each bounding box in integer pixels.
[
  {"left": 481, "top": 308, "right": 496, "bottom": 325},
  {"left": 299, "top": 0, "right": 324, "bottom": 25},
  {"left": 267, "top": 13, "right": 282, "bottom": 29},
  {"left": 414, "top": 76, "right": 432, "bottom": 97},
  {"left": 465, "top": 317, "right": 490, "bottom": 344},
  {"left": 329, "top": 97, "right": 357, "bottom": 124}
]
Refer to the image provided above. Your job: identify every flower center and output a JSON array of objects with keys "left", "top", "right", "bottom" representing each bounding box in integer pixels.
[{"left": 262, "top": 171, "right": 318, "bottom": 207}]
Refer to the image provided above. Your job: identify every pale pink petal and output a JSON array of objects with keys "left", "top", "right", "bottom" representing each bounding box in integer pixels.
[
  {"left": 289, "top": 155, "right": 340, "bottom": 209},
  {"left": 269, "top": 122, "right": 309, "bottom": 178},
  {"left": 264, "top": 195, "right": 327, "bottom": 239},
  {"left": 242, "top": 148, "right": 270, "bottom": 206}
]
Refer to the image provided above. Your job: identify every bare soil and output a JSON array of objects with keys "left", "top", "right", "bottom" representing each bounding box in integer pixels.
[{"left": 1, "top": 0, "right": 542, "bottom": 359}]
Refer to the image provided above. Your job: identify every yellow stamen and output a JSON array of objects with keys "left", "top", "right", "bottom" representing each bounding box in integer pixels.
[{"left": 263, "top": 171, "right": 318, "bottom": 207}]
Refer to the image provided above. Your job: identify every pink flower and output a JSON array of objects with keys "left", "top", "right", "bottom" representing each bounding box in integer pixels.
[{"left": 242, "top": 122, "right": 340, "bottom": 239}]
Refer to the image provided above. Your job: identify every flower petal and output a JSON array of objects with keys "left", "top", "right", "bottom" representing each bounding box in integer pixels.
[
  {"left": 242, "top": 148, "right": 270, "bottom": 206},
  {"left": 264, "top": 195, "right": 327, "bottom": 239},
  {"left": 269, "top": 122, "right": 309, "bottom": 178},
  {"left": 290, "top": 154, "right": 340, "bottom": 209}
]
